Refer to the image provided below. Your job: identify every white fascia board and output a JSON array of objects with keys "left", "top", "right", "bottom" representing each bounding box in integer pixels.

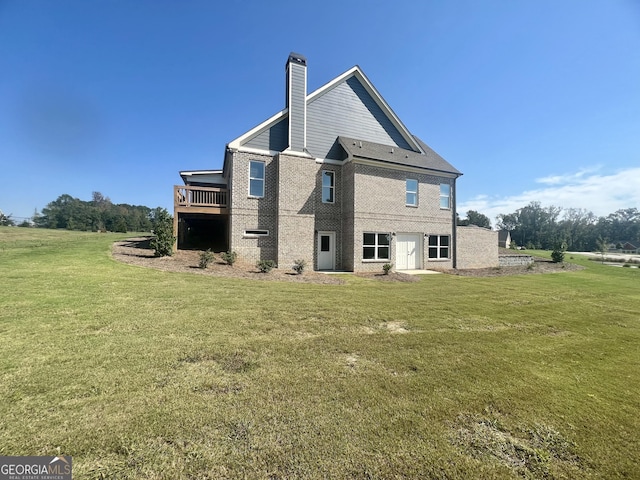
[
  {"left": 307, "top": 66, "right": 422, "bottom": 153},
  {"left": 229, "top": 145, "right": 280, "bottom": 157},
  {"left": 180, "top": 170, "right": 223, "bottom": 175},
  {"left": 227, "top": 108, "right": 288, "bottom": 150},
  {"left": 279, "top": 149, "right": 314, "bottom": 159},
  {"left": 315, "top": 157, "right": 345, "bottom": 165},
  {"left": 352, "top": 157, "right": 460, "bottom": 178}
]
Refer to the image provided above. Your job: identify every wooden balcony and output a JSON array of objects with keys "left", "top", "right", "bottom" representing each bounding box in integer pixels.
[{"left": 174, "top": 185, "right": 228, "bottom": 214}]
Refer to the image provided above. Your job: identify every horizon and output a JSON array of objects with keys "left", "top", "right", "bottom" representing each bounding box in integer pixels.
[{"left": 1, "top": 1, "right": 639, "bottom": 224}]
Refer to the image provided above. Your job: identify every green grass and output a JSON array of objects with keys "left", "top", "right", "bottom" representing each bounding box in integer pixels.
[{"left": 1, "top": 227, "right": 639, "bottom": 479}]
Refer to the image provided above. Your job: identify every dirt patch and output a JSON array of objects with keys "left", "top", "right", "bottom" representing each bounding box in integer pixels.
[
  {"left": 111, "top": 237, "right": 344, "bottom": 285},
  {"left": 112, "top": 237, "right": 583, "bottom": 282}
]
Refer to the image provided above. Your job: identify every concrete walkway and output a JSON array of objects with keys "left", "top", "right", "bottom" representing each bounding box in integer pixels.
[{"left": 396, "top": 269, "right": 442, "bottom": 275}]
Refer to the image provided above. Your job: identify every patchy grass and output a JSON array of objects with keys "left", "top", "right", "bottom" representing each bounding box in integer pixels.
[{"left": 0, "top": 227, "right": 639, "bottom": 478}]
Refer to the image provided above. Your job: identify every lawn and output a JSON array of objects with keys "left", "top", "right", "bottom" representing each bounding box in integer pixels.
[{"left": 0, "top": 227, "right": 638, "bottom": 479}]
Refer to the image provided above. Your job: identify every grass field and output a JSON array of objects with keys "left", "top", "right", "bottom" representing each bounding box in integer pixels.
[{"left": 1, "top": 227, "right": 638, "bottom": 479}]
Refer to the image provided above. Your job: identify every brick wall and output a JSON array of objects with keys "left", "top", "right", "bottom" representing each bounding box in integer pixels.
[
  {"left": 351, "top": 163, "right": 454, "bottom": 271},
  {"left": 276, "top": 153, "right": 318, "bottom": 269},
  {"left": 456, "top": 226, "right": 499, "bottom": 269},
  {"left": 228, "top": 151, "right": 278, "bottom": 263}
]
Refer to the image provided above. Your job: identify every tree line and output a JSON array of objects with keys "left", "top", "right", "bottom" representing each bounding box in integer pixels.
[
  {"left": 494, "top": 202, "right": 639, "bottom": 251},
  {"left": 16, "top": 192, "right": 168, "bottom": 233}
]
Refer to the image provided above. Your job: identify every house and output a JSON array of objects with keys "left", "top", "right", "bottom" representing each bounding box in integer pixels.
[
  {"left": 174, "top": 53, "right": 496, "bottom": 272},
  {"left": 498, "top": 230, "right": 512, "bottom": 249}
]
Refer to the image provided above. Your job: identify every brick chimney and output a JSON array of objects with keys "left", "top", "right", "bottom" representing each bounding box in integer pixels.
[{"left": 285, "top": 52, "right": 307, "bottom": 152}]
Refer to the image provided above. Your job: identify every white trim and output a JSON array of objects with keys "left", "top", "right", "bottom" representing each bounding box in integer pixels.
[
  {"left": 279, "top": 149, "right": 313, "bottom": 159},
  {"left": 243, "top": 229, "right": 269, "bottom": 238},
  {"left": 180, "top": 170, "right": 223, "bottom": 175},
  {"left": 227, "top": 109, "right": 288, "bottom": 150},
  {"left": 315, "top": 157, "right": 345, "bottom": 165},
  {"left": 231, "top": 146, "right": 279, "bottom": 157}
]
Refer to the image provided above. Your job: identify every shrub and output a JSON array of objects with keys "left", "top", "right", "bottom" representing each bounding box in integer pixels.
[
  {"left": 220, "top": 251, "right": 237, "bottom": 266},
  {"left": 199, "top": 250, "right": 215, "bottom": 269},
  {"left": 256, "top": 259, "right": 276, "bottom": 273},
  {"left": 150, "top": 208, "right": 175, "bottom": 257},
  {"left": 292, "top": 259, "right": 306, "bottom": 275},
  {"left": 551, "top": 242, "right": 567, "bottom": 264},
  {"left": 382, "top": 263, "right": 393, "bottom": 275}
]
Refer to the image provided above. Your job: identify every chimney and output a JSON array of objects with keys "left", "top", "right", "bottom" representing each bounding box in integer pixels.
[{"left": 285, "top": 52, "right": 307, "bottom": 152}]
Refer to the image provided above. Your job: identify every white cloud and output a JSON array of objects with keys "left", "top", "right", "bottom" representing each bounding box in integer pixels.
[{"left": 459, "top": 166, "right": 640, "bottom": 224}]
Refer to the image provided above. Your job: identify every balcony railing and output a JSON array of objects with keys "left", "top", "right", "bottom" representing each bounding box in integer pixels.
[{"left": 174, "top": 185, "right": 228, "bottom": 211}]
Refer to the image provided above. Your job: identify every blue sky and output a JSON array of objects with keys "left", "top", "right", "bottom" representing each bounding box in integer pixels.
[{"left": 1, "top": 0, "right": 639, "bottom": 225}]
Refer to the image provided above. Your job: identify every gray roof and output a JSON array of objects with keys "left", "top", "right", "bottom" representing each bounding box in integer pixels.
[{"left": 338, "top": 136, "right": 461, "bottom": 176}]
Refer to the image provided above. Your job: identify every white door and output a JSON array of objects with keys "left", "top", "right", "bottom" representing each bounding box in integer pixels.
[
  {"left": 317, "top": 231, "right": 336, "bottom": 270},
  {"left": 396, "top": 234, "right": 421, "bottom": 270}
]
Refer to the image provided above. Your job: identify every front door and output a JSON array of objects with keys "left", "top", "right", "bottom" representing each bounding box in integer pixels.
[
  {"left": 396, "top": 233, "right": 421, "bottom": 270},
  {"left": 317, "top": 231, "right": 336, "bottom": 270}
]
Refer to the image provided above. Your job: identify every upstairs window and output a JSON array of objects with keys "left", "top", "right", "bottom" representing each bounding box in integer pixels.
[
  {"left": 322, "top": 171, "right": 335, "bottom": 203},
  {"left": 428, "top": 235, "right": 450, "bottom": 259},
  {"left": 363, "top": 233, "right": 390, "bottom": 260},
  {"left": 249, "top": 160, "right": 265, "bottom": 198},
  {"left": 440, "top": 183, "right": 451, "bottom": 209},
  {"left": 406, "top": 179, "right": 418, "bottom": 206}
]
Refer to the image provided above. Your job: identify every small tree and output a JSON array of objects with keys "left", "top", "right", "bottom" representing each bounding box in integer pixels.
[
  {"left": 150, "top": 208, "right": 174, "bottom": 257},
  {"left": 596, "top": 237, "right": 608, "bottom": 264},
  {"left": 551, "top": 242, "right": 567, "bottom": 264}
]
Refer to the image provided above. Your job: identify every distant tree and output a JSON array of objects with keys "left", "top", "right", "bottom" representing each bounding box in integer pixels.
[
  {"left": 0, "top": 210, "right": 15, "bottom": 226},
  {"left": 460, "top": 210, "right": 491, "bottom": 228}
]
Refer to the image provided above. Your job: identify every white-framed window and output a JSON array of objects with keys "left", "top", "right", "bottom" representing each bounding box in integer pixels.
[
  {"left": 406, "top": 179, "right": 418, "bottom": 206},
  {"left": 322, "top": 170, "right": 335, "bottom": 203},
  {"left": 363, "top": 232, "right": 390, "bottom": 260},
  {"left": 243, "top": 229, "right": 269, "bottom": 237},
  {"left": 428, "top": 235, "right": 450, "bottom": 259},
  {"left": 249, "top": 160, "right": 265, "bottom": 198},
  {"left": 440, "top": 183, "right": 451, "bottom": 209}
]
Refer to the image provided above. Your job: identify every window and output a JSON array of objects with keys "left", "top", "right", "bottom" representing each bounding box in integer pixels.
[
  {"left": 322, "top": 171, "right": 335, "bottom": 203},
  {"left": 244, "top": 229, "right": 269, "bottom": 237},
  {"left": 249, "top": 160, "right": 265, "bottom": 197},
  {"left": 428, "top": 235, "right": 450, "bottom": 259},
  {"left": 406, "top": 179, "right": 418, "bottom": 206},
  {"left": 363, "top": 232, "right": 390, "bottom": 260},
  {"left": 440, "top": 183, "right": 451, "bottom": 209}
]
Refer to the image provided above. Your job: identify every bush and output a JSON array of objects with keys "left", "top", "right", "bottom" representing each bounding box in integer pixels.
[
  {"left": 551, "top": 242, "right": 567, "bottom": 264},
  {"left": 150, "top": 208, "right": 174, "bottom": 257},
  {"left": 292, "top": 259, "right": 306, "bottom": 275},
  {"left": 199, "top": 250, "right": 215, "bottom": 269},
  {"left": 220, "top": 251, "right": 237, "bottom": 266},
  {"left": 382, "top": 263, "right": 393, "bottom": 275},
  {"left": 256, "top": 259, "right": 276, "bottom": 273}
]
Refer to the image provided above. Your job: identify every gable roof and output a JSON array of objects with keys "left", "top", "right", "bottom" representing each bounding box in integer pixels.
[
  {"left": 227, "top": 66, "right": 423, "bottom": 155},
  {"left": 338, "top": 136, "right": 461, "bottom": 176}
]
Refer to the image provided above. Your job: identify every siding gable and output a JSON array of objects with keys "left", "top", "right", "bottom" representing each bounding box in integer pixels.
[
  {"left": 307, "top": 76, "right": 413, "bottom": 160},
  {"left": 243, "top": 117, "right": 288, "bottom": 152}
]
